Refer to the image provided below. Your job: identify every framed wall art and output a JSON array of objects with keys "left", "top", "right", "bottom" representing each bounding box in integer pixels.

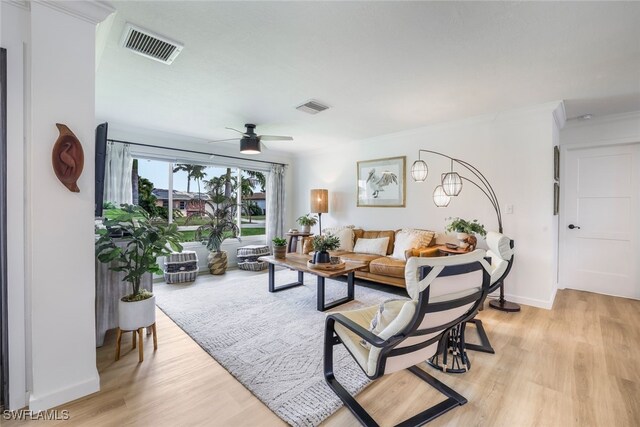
[{"left": 357, "top": 156, "right": 406, "bottom": 207}]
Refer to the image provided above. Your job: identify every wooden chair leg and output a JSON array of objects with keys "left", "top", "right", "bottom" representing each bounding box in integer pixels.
[
  {"left": 138, "top": 328, "right": 144, "bottom": 363},
  {"left": 132, "top": 329, "right": 136, "bottom": 349},
  {"left": 115, "top": 328, "right": 122, "bottom": 361},
  {"left": 152, "top": 323, "right": 158, "bottom": 351}
]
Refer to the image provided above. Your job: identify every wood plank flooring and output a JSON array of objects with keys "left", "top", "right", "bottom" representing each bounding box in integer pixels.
[{"left": 4, "top": 272, "right": 639, "bottom": 426}]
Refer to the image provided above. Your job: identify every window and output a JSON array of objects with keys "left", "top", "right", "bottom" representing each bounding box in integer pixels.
[{"left": 132, "top": 158, "right": 267, "bottom": 243}]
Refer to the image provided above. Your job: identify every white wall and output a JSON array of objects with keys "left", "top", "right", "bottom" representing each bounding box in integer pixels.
[
  {"left": 2, "top": 0, "right": 114, "bottom": 412},
  {"left": 291, "top": 103, "right": 563, "bottom": 309}
]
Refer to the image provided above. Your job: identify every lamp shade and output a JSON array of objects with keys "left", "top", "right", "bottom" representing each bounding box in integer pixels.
[
  {"left": 433, "top": 185, "right": 451, "bottom": 207},
  {"left": 310, "top": 189, "right": 329, "bottom": 213},
  {"left": 410, "top": 160, "right": 429, "bottom": 182},
  {"left": 240, "top": 137, "right": 261, "bottom": 155},
  {"left": 442, "top": 172, "right": 463, "bottom": 196}
]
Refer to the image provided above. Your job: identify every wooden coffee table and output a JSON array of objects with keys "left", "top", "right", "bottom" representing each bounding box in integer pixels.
[{"left": 258, "top": 254, "right": 367, "bottom": 311}]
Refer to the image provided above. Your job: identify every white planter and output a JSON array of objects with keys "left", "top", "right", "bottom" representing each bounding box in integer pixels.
[
  {"left": 301, "top": 224, "right": 311, "bottom": 234},
  {"left": 118, "top": 295, "right": 156, "bottom": 331}
]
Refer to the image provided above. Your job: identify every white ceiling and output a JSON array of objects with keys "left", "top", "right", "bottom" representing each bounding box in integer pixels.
[{"left": 96, "top": 1, "right": 640, "bottom": 153}]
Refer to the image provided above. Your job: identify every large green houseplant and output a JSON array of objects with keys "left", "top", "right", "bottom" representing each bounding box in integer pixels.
[
  {"left": 190, "top": 175, "right": 241, "bottom": 274},
  {"left": 96, "top": 205, "right": 182, "bottom": 332}
]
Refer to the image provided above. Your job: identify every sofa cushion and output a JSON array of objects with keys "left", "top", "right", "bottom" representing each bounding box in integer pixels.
[
  {"left": 324, "top": 227, "right": 355, "bottom": 251},
  {"left": 338, "top": 253, "right": 381, "bottom": 271},
  {"left": 353, "top": 237, "right": 389, "bottom": 256},
  {"left": 369, "top": 256, "right": 406, "bottom": 279},
  {"left": 391, "top": 230, "right": 421, "bottom": 260},
  {"left": 353, "top": 229, "right": 395, "bottom": 255}
]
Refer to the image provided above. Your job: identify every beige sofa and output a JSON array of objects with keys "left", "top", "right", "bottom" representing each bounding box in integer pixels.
[{"left": 304, "top": 229, "right": 440, "bottom": 288}]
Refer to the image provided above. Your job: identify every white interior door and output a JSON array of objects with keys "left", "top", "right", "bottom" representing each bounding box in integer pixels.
[{"left": 562, "top": 143, "right": 639, "bottom": 299}]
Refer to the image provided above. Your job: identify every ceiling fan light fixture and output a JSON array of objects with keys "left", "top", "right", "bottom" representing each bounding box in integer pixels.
[{"left": 240, "top": 137, "right": 261, "bottom": 155}]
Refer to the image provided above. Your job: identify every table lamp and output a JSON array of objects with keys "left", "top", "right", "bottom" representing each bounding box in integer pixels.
[{"left": 310, "top": 189, "right": 328, "bottom": 234}]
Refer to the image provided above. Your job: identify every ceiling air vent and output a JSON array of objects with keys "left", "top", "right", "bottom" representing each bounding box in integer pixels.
[
  {"left": 120, "top": 23, "right": 183, "bottom": 65},
  {"left": 296, "top": 100, "right": 330, "bottom": 115}
]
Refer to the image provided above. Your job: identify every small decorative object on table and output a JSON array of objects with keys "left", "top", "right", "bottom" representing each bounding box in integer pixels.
[
  {"left": 311, "top": 234, "right": 341, "bottom": 264},
  {"left": 445, "top": 217, "right": 486, "bottom": 250},
  {"left": 163, "top": 251, "right": 198, "bottom": 284},
  {"left": 237, "top": 245, "right": 270, "bottom": 271},
  {"left": 272, "top": 237, "right": 287, "bottom": 259},
  {"left": 296, "top": 213, "right": 318, "bottom": 234}
]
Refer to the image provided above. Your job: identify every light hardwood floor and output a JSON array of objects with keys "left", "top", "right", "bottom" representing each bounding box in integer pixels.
[{"left": 5, "top": 277, "right": 640, "bottom": 426}]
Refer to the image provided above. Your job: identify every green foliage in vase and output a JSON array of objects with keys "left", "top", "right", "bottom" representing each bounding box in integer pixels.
[
  {"left": 445, "top": 217, "right": 487, "bottom": 237},
  {"left": 95, "top": 205, "right": 183, "bottom": 301},
  {"left": 312, "top": 234, "right": 341, "bottom": 252},
  {"left": 296, "top": 213, "right": 318, "bottom": 227},
  {"left": 272, "top": 237, "right": 287, "bottom": 247}
]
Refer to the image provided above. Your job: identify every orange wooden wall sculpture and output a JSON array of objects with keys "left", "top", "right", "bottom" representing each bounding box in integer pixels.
[{"left": 52, "top": 123, "right": 84, "bottom": 193}]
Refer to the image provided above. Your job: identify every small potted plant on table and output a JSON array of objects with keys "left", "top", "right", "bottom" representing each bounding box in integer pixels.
[
  {"left": 296, "top": 213, "right": 318, "bottom": 234},
  {"left": 95, "top": 205, "right": 182, "bottom": 360},
  {"left": 445, "top": 217, "right": 487, "bottom": 249},
  {"left": 311, "top": 234, "right": 341, "bottom": 264},
  {"left": 272, "top": 237, "right": 287, "bottom": 259}
]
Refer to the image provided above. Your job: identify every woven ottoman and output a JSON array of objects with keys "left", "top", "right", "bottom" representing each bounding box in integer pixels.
[
  {"left": 164, "top": 251, "right": 199, "bottom": 284},
  {"left": 237, "top": 245, "right": 270, "bottom": 271}
]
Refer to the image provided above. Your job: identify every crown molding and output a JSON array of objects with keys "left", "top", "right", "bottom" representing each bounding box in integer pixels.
[
  {"left": 5, "top": 0, "right": 30, "bottom": 11},
  {"left": 33, "top": 0, "right": 115, "bottom": 25}
]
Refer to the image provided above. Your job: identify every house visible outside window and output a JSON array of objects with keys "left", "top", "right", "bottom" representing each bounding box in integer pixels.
[{"left": 132, "top": 158, "right": 267, "bottom": 242}]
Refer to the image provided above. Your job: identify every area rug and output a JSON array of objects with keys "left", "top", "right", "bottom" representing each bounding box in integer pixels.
[{"left": 154, "top": 269, "right": 402, "bottom": 426}]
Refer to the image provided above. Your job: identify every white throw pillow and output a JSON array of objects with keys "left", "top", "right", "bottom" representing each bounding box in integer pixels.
[
  {"left": 401, "top": 228, "right": 435, "bottom": 248},
  {"left": 324, "top": 227, "right": 355, "bottom": 251},
  {"left": 360, "top": 299, "right": 408, "bottom": 349},
  {"left": 391, "top": 230, "right": 421, "bottom": 260},
  {"left": 353, "top": 237, "right": 389, "bottom": 256}
]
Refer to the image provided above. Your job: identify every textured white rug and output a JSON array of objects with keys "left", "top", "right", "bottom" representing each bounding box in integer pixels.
[{"left": 154, "top": 269, "right": 402, "bottom": 426}]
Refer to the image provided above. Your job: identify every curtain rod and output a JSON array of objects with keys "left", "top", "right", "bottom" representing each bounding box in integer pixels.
[{"left": 107, "top": 138, "right": 287, "bottom": 167}]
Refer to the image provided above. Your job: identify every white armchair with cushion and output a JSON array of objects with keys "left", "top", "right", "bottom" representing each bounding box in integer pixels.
[
  {"left": 324, "top": 250, "right": 491, "bottom": 427},
  {"left": 466, "top": 231, "right": 515, "bottom": 354}
]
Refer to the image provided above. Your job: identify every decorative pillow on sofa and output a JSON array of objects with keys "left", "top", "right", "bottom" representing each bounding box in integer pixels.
[
  {"left": 352, "top": 237, "right": 389, "bottom": 256},
  {"left": 402, "top": 228, "right": 436, "bottom": 247},
  {"left": 324, "top": 226, "right": 355, "bottom": 251},
  {"left": 391, "top": 229, "right": 436, "bottom": 260},
  {"left": 360, "top": 299, "right": 408, "bottom": 349}
]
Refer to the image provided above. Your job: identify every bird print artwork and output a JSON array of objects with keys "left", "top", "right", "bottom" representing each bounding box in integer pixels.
[
  {"left": 52, "top": 123, "right": 84, "bottom": 192},
  {"left": 366, "top": 168, "right": 398, "bottom": 198}
]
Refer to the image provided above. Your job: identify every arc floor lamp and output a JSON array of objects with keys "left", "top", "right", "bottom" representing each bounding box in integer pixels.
[{"left": 411, "top": 149, "right": 520, "bottom": 312}]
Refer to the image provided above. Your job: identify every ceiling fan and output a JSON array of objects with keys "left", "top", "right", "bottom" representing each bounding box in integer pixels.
[{"left": 208, "top": 123, "right": 293, "bottom": 154}]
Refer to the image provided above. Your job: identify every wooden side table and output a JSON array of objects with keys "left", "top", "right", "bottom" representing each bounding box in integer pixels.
[
  {"left": 285, "top": 232, "right": 313, "bottom": 253},
  {"left": 435, "top": 245, "right": 472, "bottom": 256}
]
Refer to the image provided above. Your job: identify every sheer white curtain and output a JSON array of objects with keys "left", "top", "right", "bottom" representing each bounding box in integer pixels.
[
  {"left": 266, "top": 164, "right": 286, "bottom": 245},
  {"left": 104, "top": 142, "right": 133, "bottom": 207}
]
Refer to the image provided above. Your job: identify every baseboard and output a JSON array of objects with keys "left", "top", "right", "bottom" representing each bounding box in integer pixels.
[
  {"left": 28, "top": 371, "right": 99, "bottom": 412},
  {"left": 503, "top": 290, "right": 557, "bottom": 310}
]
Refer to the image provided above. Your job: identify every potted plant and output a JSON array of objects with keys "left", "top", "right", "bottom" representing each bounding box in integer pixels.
[
  {"left": 96, "top": 205, "right": 182, "bottom": 334},
  {"left": 311, "top": 234, "right": 341, "bottom": 264},
  {"left": 272, "top": 237, "right": 287, "bottom": 259},
  {"left": 445, "top": 217, "right": 487, "bottom": 249},
  {"left": 296, "top": 213, "right": 318, "bottom": 233},
  {"left": 191, "top": 175, "right": 241, "bottom": 275}
]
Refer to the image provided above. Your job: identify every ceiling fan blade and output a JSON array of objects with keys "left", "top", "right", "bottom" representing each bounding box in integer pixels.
[
  {"left": 225, "top": 127, "right": 249, "bottom": 137},
  {"left": 208, "top": 138, "right": 240, "bottom": 143},
  {"left": 258, "top": 135, "right": 293, "bottom": 141}
]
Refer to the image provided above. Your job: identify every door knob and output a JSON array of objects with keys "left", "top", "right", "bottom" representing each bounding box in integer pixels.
[{"left": 568, "top": 224, "right": 581, "bottom": 230}]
